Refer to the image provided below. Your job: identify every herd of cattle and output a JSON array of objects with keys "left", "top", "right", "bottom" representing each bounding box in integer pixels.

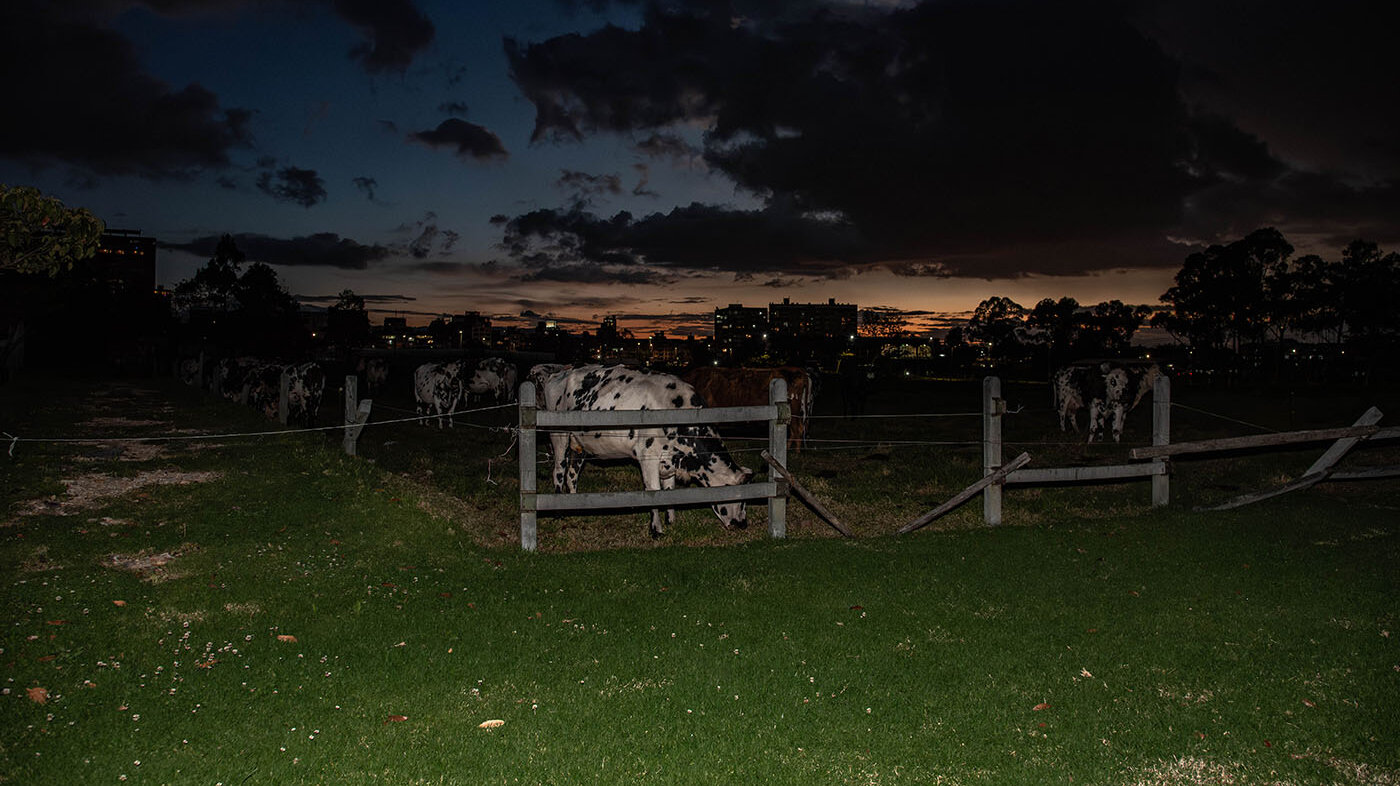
[{"left": 181, "top": 353, "right": 1161, "bottom": 537}]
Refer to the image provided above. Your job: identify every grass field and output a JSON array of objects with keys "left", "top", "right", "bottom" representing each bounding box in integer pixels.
[{"left": 2, "top": 372, "right": 1397, "bottom": 784}]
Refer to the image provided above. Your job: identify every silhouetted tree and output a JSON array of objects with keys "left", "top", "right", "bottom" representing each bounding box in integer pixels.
[
  {"left": 174, "top": 235, "right": 307, "bottom": 356},
  {"left": 327, "top": 289, "right": 370, "bottom": 349},
  {"left": 1081, "top": 300, "right": 1151, "bottom": 356},
  {"left": 1154, "top": 228, "right": 1293, "bottom": 355},
  {"left": 1, "top": 184, "right": 104, "bottom": 275}
]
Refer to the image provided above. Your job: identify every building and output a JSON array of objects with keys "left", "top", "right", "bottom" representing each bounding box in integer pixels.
[
  {"left": 714, "top": 304, "right": 768, "bottom": 361},
  {"left": 83, "top": 229, "right": 157, "bottom": 295},
  {"left": 768, "top": 297, "right": 857, "bottom": 341}
]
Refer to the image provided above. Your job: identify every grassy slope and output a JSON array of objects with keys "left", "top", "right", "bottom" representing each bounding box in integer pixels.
[{"left": 1, "top": 375, "right": 1397, "bottom": 784}]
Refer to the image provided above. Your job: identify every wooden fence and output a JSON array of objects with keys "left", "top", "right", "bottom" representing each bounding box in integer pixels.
[
  {"left": 516, "top": 377, "right": 791, "bottom": 551},
  {"left": 904, "top": 374, "right": 1171, "bottom": 532}
]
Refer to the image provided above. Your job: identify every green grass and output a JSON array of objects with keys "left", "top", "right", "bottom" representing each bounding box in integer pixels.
[{"left": 2, "top": 374, "right": 1397, "bottom": 784}]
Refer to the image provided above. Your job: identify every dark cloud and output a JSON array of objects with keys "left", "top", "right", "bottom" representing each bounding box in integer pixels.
[
  {"left": 0, "top": 1, "right": 251, "bottom": 179},
  {"left": 438, "top": 101, "right": 471, "bottom": 116},
  {"left": 504, "top": 0, "right": 1396, "bottom": 279},
  {"left": 299, "top": 292, "right": 417, "bottom": 304},
  {"left": 396, "top": 212, "right": 462, "bottom": 258},
  {"left": 165, "top": 232, "right": 391, "bottom": 269},
  {"left": 632, "top": 132, "right": 702, "bottom": 165},
  {"left": 631, "top": 163, "right": 658, "bottom": 197},
  {"left": 557, "top": 170, "right": 623, "bottom": 198},
  {"left": 256, "top": 166, "right": 327, "bottom": 207},
  {"left": 332, "top": 0, "right": 435, "bottom": 73},
  {"left": 408, "top": 118, "right": 509, "bottom": 161},
  {"left": 352, "top": 176, "right": 381, "bottom": 203},
  {"left": 519, "top": 264, "right": 676, "bottom": 285},
  {"left": 499, "top": 199, "right": 868, "bottom": 275}
]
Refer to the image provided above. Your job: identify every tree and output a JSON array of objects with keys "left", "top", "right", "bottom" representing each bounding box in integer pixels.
[
  {"left": 1334, "top": 241, "right": 1400, "bottom": 372},
  {"left": 1081, "top": 300, "right": 1151, "bottom": 356},
  {"left": 1154, "top": 228, "right": 1293, "bottom": 354},
  {"left": 965, "top": 296, "right": 1028, "bottom": 365},
  {"left": 327, "top": 289, "right": 370, "bottom": 349},
  {"left": 1026, "top": 297, "right": 1081, "bottom": 360},
  {"left": 173, "top": 234, "right": 245, "bottom": 316},
  {"left": 1, "top": 184, "right": 105, "bottom": 275}
]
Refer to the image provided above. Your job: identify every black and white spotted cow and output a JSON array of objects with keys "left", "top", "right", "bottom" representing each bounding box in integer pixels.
[
  {"left": 1053, "top": 361, "right": 1161, "bottom": 442},
  {"left": 413, "top": 361, "right": 466, "bottom": 429},
  {"left": 284, "top": 361, "right": 326, "bottom": 427},
  {"left": 466, "top": 357, "right": 518, "bottom": 405},
  {"left": 541, "top": 364, "right": 754, "bottom": 538},
  {"left": 526, "top": 363, "right": 568, "bottom": 400},
  {"left": 357, "top": 357, "right": 389, "bottom": 396}
]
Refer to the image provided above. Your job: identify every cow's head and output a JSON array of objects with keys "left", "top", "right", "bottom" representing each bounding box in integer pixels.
[{"left": 673, "top": 426, "right": 754, "bottom": 529}]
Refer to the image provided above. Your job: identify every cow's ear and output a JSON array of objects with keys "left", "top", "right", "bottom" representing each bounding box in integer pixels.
[{"left": 740, "top": 467, "right": 754, "bottom": 482}]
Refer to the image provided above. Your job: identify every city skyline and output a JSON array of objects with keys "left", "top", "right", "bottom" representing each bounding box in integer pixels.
[{"left": 4, "top": 0, "right": 1397, "bottom": 338}]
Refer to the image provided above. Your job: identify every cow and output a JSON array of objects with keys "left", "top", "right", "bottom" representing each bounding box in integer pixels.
[
  {"left": 1054, "top": 361, "right": 1162, "bottom": 442},
  {"left": 357, "top": 357, "right": 389, "bottom": 396},
  {"left": 527, "top": 363, "right": 569, "bottom": 398},
  {"left": 284, "top": 361, "right": 326, "bottom": 427},
  {"left": 465, "top": 357, "right": 518, "bottom": 406},
  {"left": 413, "top": 360, "right": 467, "bottom": 429},
  {"left": 682, "top": 366, "right": 814, "bottom": 451},
  {"left": 541, "top": 364, "right": 754, "bottom": 538}
]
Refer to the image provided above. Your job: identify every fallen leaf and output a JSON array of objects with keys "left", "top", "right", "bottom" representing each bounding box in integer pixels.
[
  {"left": 46, "top": 620, "right": 69, "bottom": 626},
  {"left": 385, "top": 714, "right": 408, "bottom": 723},
  {"left": 478, "top": 719, "right": 505, "bottom": 729},
  {"left": 849, "top": 605, "right": 864, "bottom": 611},
  {"left": 1080, "top": 668, "right": 1093, "bottom": 678},
  {"left": 27, "top": 687, "right": 49, "bottom": 704},
  {"left": 1302, "top": 698, "right": 1316, "bottom": 708},
  {"left": 196, "top": 659, "right": 218, "bottom": 669},
  {"left": 1032, "top": 703, "right": 1050, "bottom": 711},
  {"left": 112, "top": 600, "right": 127, "bottom": 607},
  {"left": 277, "top": 634, "right": 298, "bottom": 643}
]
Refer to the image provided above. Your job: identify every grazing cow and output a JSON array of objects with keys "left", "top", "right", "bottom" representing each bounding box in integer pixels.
[
  {"left": 413, "top": 361, "right": 467, "bottom": 429},
  {"left": 357, "top": 357, "right": 389, "bottom": 395},
  {"left": 682, "top": 366, "right": 814, "bottom": 450},
  {"left": 541, "top": 364, "right": 754, "bottom": 538},
  {"left": 466, "top": 357, "right": 518, "bottom": 405},
  {"left": 527, "top": 363, "right": 568, "bottom": 398},
  {"left": 283, "top": 361, "right": 326, "bottom": 427},
  {"left": 1054, "top": 361, "right": 1162, "bottom": 442}
]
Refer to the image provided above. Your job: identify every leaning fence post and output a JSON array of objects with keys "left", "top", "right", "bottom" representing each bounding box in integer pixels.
[
  {"left": 983, "top": 376, "right": 1003, "bottom": 525},
  {"left": 518, "top": 381, "right": 538, "bottom": 551},
  {"left": 767, "top": 377, "right": 789, "bottom": 539},
  {"left": 1152, "top": 374, "right": 1171, "bottom": 507}
]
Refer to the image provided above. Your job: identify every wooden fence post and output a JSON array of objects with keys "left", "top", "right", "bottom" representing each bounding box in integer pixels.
[
  {"left": 767, "top": 377, "right": 789, "bottom": 539},
  {"left": 342, "top": 375, "right": 372, "bottom": 456},
  {"left": 518, "top": 381, "right": 538, "bottom": 551},
  {"left": 1152, "top": 374, "right": 1171, "bottom": 507},
  {"left": 983, "top": 376, "right": 1003, "bottom": 525},
  {"left": 278, "top": 368, "right": 291, "bottom": 425}
]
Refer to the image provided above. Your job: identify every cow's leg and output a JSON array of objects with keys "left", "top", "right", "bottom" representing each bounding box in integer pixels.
[
  {"left": 660, "top": 473, "right": 678, "bottom": 534},
  {"left": 640, "top": 456, "right": 665, "bottom": 538},
  {"left": 1087, "top": 399, "right": 1104, "bottom": 442},
  {"left": 549, "top": 434, "right": 574, "bottom": 493},
  {"left": 1111, "top": 403, "right": 1127, "bottom": 443}
]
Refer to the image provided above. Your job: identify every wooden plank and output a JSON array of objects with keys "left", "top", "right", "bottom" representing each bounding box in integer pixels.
[
  {"left": 343, "top": 398, "right": 371, "bottom": 456},
  {"left": 901, "top": 452, "right": 1031, "bottom": 534},
  {"left": 1329, "top": 466, "right": 1400, "bottom": 481},
  {"left": 1304, "top": 407, "right": 1383, "bottom": 476},
  {"left": 1005, "top": 462, "right": 1166, "bottom": 484},
  {"left": 1203, "top": 472, "right": 1328, "bottom": 511},
  {"left": 537, "top": 404, "right": 775, "bottom": 428},
  {"left": 761, "top": 449, "right": 850, "bottom": 538},
  {"left": 535, "top": 482, "right": 779, "bottom": 512},
  {"left": 1130, "top": 422, "right": 1384, "bottom": 459}
]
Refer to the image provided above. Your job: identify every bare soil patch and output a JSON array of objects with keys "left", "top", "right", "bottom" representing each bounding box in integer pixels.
[{"left": 12, "top": 469, "right": 222, "bottom": 517}]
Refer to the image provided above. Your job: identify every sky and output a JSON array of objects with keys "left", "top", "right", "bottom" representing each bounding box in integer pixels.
[{"left": 3, "top": 0, "right": 1397, "bottom": 337}]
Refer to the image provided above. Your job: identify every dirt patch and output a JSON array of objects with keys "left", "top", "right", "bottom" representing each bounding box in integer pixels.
[
  {"left": 13, "top": 470, "right": 222, "bottom": 517},
  {"left": 107, "top": 542, "right": 200, "bottom": 583},
  {"left": 81, "top": 417, "right": 172, "bottom": 429}
]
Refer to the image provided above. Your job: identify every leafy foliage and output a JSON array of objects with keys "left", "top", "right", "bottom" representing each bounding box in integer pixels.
[{"left": 0, "top": 184, "right": 105, "bottom": 276}]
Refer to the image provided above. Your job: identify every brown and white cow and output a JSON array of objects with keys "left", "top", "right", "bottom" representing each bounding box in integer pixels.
[
  {"left": 1053, "top": 360, "right": 1161, "bottom": 443},
  {"left": 682, "top": 366, "right": 814, "bottom": 451}
]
